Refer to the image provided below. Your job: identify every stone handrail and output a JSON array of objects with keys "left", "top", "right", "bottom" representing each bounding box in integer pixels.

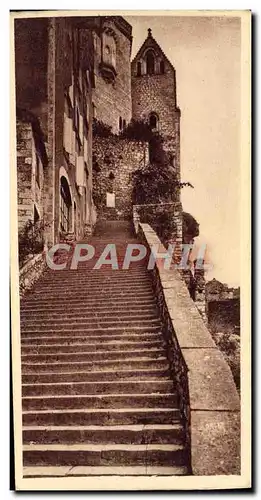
[{"left": 135, "top": 220, "right": 240, "bottom": 475}]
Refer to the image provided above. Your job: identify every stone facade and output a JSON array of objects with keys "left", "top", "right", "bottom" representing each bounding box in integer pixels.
[
  {"left": 16, "top": 114, "right": 46, "bottom": 230},
  {"left": 15, "top": 19, "right": 182, "bottom": 247},
  {"left": 93, "top": 136, "right": 148, "bottom": 219},
  {"left": 15, "top": 17, "right": 96, "bottom": 251},
  {"left": 82, "top": 16, "right": 133, "bottom": 133}
]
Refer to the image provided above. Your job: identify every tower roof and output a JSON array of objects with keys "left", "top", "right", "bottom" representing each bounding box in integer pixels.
[{"left": 132, "top": 28, "right": 174, "bottom": 70}]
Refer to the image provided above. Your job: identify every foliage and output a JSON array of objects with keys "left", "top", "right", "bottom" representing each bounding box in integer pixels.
[
  {"left": 182, "top": 212, "right": 199, "bottom": 242},
  {"left": 120, "top": 119, "right": 153, "bottom": 142},
  {"left": 18, "top": 219, "right": 46, "bottom": 268},
  {"left": 132, "top": 162, "right": 192, "bottom": 206},
  {"left": 151, "top": 212, "right": 177, "bottom": 246}
]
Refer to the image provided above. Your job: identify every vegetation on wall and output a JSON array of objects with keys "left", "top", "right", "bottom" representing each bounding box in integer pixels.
[
  {"left": 18, "top": 220, "right": 45, "bottom": 268},
  {"left": 92, "top": 118, "right": 114, "bottom": 138},
  {"left": 182, "top": 212, "right": 200, "bottom": 243},
  {"left": 120, "top": 119, "right": 153, "bottom": 142},
  {"left": 132, "top": 162, "right": 193, "bottom": 206}
]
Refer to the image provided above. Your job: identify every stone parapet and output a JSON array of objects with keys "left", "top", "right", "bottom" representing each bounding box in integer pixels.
[
  {"left": 136, "top": 221, "right": 240, "bottom": 476},
  {"left": 19, "top": 252, "right": 46, "bottom": 296}
]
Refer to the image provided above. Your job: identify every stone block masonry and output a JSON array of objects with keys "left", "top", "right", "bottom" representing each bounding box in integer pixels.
[
  {"left": 136, "top": 221, "right": 240, "bottom": 475},
  {"left": 132, "top": 73, "right": 180, "bottom": 139},
  {"left": 16, "top": 119, "right": 45, "bottom": 230},
  {"left": 90, "top": 16, "right": 132, "bottom": 133},
  {"left": 93, "top": 136, "right": 149, "bottom": 220}
]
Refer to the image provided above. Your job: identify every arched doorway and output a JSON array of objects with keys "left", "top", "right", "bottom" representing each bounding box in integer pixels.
[
  {"left": 60, "top": 176, "right": 72, "bottom": 233},
  {"left": 149, "top": 112, "right": 159, "bottom": 130}
]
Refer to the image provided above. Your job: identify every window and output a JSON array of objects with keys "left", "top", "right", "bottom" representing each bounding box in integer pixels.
[
  {"left": 146, "top": 50, "right": 155, "bottom": 75},
  {"left": 123, "top": 119, "right": 126, "bottom": 130},
  {"left": 160, "top": 60, "right": 165, "bottom": 74},
  {"left": 149, "top": 113, "right": 158, "bottom": 130},
  {"left": 60, "top": 176, "right": 72, "bottom": 233},
  {"left": 137, "top": 62, "right": 141, "bottom": 76},
  {"left": 75, "top": 107, "right": 80, "bottom": 133},
  {"left": 34, "top": 205, "right": 40, "bottom": 224},
  {"left": 119, "top": 116, "right": 122, "bottom": 131}
]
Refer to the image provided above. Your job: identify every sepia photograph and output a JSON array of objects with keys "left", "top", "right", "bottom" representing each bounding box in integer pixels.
[{"left": 10, "top": 9, "right": 251, "bottom": 491}]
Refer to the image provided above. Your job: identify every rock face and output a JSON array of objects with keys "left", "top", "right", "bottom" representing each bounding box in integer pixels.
[{"left": 21, "top": 221, "right": 189, "bottom": 477}]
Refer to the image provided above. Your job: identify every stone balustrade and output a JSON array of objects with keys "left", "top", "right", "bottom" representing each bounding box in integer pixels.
[{"left": 135, "top": 219, "right": 240, "bottom": 475}]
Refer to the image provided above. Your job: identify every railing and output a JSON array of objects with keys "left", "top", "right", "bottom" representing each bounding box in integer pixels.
[{"left": 133, "top": 211, "right": 240, "bottom": 476}]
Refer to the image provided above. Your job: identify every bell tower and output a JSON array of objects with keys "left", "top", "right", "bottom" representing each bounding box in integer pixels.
[{"left": 131, "top": 28, "right": 181, "bottom": 182}]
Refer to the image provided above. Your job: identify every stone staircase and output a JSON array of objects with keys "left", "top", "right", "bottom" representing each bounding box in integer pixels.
[{"left": 20, "top": 221, "right": 189, "bottom": 477}]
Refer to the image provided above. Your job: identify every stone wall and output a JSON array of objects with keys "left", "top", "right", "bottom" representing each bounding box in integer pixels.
[
  {"left": 93, "top": 136, "right": 148, "bottom": 219},
  {"left": 15, "top": 17, "right": 96, "bottom": 247},
  {"left": 136, "top": 221, "right": 240, "bottom": 475},
  {"left": 132, "top": 72, "right": 179, "bottom": 137},
  {"left": 16, "top": 119, "right": 45, "bottom": 230},
  {"left": 131, "top": 48, "right": 181, "bottom": 182},
  {"left": 19, "top": 253, "right": 46, "bottom": 297},
  {"left": 91, "top": 17, "right": 132, "bottom": 133},
  {"left": 51, "top": 18, "right": 95, "bottom": 243}
]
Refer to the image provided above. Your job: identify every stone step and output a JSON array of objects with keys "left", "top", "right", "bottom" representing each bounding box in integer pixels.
[
  {"left": 39, "top": 278, "right": 152, "bottom": 287},
  {"left": 22, "top": 380, "right": 174, "bottom": 397},
  {"left": 21, "top": 308, "right": 158, "bottom": 320},
  {"left": 21, "top": 326, "right": 162, "bottom": 337},
  {"left": 21, "top": 320, "right": 162, "bottom": 332},
  {"left": 23, "top": 465, "right": 189, "bottom": 477},
  {"left": 21, "top": 348, "right": 165, "bottom": 363},
  {"left": 41, "top": 267, "right": 150, "bottom": 277},
  {"left": 23, "top": 423, "right": 184, "bottom": 445},
  {"left": 20, "top": 332, "right": 164, "bottom": 345},
  {"left": 22, "top": 393, "right": 178, "bottom": 411},
  {"left": 22, "top": 356, "right": 168, "bottom": 373},
  {"left": 21, "top": 340, "right": 164, "bottom": 354},
  {"left": 22, "top": 408, "right": 181, "bottom": 426},
  {"left": 21, "top": 299, "right": 157, "bottom": 311},
  {"left": 23, "top": 287, "right": 154, "bottom": 304},
  {"left": 38, "top": 274, "right": 152, "bottom": 283},
  {"left": 22, "top": 294, "right": 155, "bottom": 307},
  {"left": 31, "top": 283, "right": 154, "bottom": 294},
  {"left": 23, "top": 443, "right": 186, "bottom": 467},
  {"left": 22, "top": 367, "right": 171, "bottom": 384}
]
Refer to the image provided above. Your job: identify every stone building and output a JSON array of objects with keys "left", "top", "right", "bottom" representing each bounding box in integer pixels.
[
  {"left": 92, "top": 27, "right": 182, "bottom": 230},
  {"left": 131, "top": 28, "right": 181, "bottom": 185},
  {"left": 15, "top": 18, "right": 183, "bottom": 256},
  {"left": 85, "top": 16, "right": 133, "bottom": 133}
]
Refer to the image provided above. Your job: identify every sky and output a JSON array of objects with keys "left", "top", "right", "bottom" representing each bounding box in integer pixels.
[{"left": 126, "top": 15, "right": 241, "bottom": 286}]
